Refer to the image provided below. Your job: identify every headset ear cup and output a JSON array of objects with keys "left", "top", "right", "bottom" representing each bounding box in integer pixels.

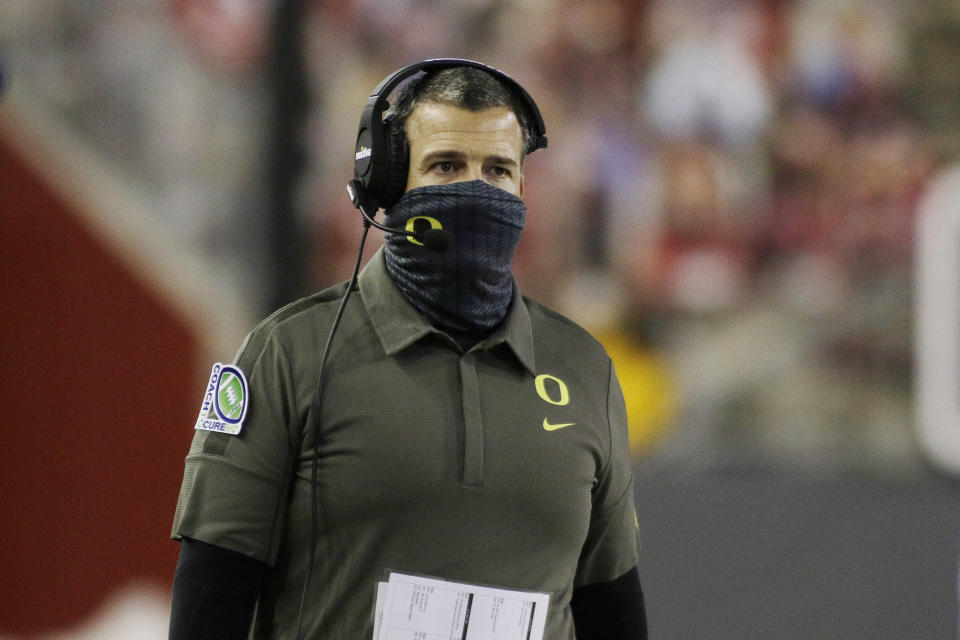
[{"left": 377, "top": 125, "right": 409, "bottom": 209}]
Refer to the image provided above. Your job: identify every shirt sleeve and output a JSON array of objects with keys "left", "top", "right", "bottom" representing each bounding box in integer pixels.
[
  {"left": 573, "top": 359, "right": 641, "bottom": 586},
  {"left": 171, "top": 329, "right": 299, "bottom": 566}
]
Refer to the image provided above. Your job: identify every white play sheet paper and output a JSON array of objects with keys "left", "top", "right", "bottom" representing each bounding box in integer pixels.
[{"left": 373, "top": 571, "right": 549, "bottom": 640}]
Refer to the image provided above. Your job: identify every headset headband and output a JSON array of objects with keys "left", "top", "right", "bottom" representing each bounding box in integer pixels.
[{"left": 348, "top": 58, "right": 547, "bottom": 212}]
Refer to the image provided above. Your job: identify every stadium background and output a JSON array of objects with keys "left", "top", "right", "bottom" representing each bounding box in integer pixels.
[{"left": 2, "top": 1, "right": 959, "bottom": 637}]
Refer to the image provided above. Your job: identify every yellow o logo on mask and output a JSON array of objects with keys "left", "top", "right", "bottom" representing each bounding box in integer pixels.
[
  {"left": 535, "top": 374, "right": 570, "bottom": 406},
  {"left": 405, "top": 216, "right": 443, "bottom": 246}
]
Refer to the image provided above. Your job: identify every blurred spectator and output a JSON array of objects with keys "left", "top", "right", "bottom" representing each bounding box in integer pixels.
[{"left": 641, "top": 0, "right": 773, "bottom": 148}]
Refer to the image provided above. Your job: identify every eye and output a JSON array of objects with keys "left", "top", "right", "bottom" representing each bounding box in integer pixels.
[
  {"left": 489, "top": 166, "right": 511, "bottom": 179},
  {"left": 432, "top": 161, "right": 459, "bottom": 175}
]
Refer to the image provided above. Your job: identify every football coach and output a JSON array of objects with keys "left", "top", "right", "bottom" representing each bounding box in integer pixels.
[{"left": 168, "top": 58, "right": 648, "bottom": 639}]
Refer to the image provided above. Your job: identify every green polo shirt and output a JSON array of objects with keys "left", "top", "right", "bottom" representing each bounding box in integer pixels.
[{"left": 172, "top": 248, "right": 639, "bottom": 639}]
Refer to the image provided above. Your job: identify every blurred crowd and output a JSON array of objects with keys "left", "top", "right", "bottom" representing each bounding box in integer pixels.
[{"left": 2, "top": 0, "right": 953, "bottom": 474}]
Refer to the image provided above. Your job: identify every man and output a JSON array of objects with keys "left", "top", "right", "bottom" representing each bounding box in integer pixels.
[{"left": 169, "top": 60, "right": 647, "bottom": 639}]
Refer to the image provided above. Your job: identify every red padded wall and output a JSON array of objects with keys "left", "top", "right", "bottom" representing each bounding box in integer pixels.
[{"left": 0, "top": 135, "right": 198, "bottom": 635}]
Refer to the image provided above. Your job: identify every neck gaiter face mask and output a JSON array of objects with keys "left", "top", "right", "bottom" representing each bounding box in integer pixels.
[{"left": 382, "top": 179, "right": 526, "bottom": 335}]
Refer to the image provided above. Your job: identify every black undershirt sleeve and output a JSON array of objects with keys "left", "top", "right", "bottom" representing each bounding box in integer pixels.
[
  {"left": 570, "top": 566, "right": 648, "bottom": 640},
  {"left": 169, "top": 537, "right": 269, "bottom": 640}
]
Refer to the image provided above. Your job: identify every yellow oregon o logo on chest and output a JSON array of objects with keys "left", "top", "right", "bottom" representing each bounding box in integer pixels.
[{"left": 535, "top": 374, "right": 570, "bottom": 406}]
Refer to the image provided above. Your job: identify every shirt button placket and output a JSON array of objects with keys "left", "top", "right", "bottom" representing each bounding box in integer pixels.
[{"left": 458, "top": 352, "right": 484, "bottom": 487}]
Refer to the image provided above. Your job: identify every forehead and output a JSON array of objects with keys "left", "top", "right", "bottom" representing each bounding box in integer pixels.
[{"left": 404, "top": 103, "right": 523, "bottom": 161}]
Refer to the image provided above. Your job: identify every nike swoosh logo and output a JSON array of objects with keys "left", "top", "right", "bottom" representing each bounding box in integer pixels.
[{"left": 542, "top": 418, "right": 576, "bottom": 431}]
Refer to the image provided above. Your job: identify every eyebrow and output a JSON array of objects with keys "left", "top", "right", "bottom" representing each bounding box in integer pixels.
[
  {"left": 487, "top": 155, "right": 519, "bottom": 168},
  {"left": 419, "top": 150, "right": 519, "bottom": 169},
  {"left": 419, "top": 150, "right": 465, "bottom": 168}
]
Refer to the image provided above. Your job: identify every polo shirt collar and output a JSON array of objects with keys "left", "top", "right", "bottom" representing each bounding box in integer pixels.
[
  {"left": 358, "top": 248, "right": 536, "bottom": 375},
  {"left": 497, "top": 282, "right": 536, "bottom": 375},
  {"left": 358, "top": 248, "right": 435, "bottom": 354}
]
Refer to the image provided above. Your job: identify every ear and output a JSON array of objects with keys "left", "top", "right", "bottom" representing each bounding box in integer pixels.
[{"left": 518, "top": 172, "right": 525, "bottom": 198}]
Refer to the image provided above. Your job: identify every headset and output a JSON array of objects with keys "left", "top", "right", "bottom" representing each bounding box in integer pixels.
[
  {"left": 346, "top": 57, "right": 548, "bottom": 214},
  {"left": 294, "top": 59, "right": 547, "bottom": 639}
]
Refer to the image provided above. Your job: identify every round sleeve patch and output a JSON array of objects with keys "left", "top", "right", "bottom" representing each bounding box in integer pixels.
[{"left": 194, "top": 363, "right": 249, "bottom": 435}]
